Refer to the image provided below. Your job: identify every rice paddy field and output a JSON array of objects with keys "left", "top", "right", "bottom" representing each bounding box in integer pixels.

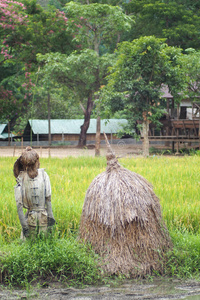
[
  {"left": 1, "top": 154, "right": 200, "bottom": 284},
  {"left": 1, "top": 155, "right": 200, "bottom": 243}
]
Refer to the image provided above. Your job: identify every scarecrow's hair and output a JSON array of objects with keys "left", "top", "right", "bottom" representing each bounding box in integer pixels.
[
  {"left": 13, "top": 146, "right": 40, "bottom": 179},
  {"left": 13, "top": 157, "right": 24, "bottom": 178}
]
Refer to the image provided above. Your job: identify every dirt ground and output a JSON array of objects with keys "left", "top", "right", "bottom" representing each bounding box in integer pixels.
[{"left": 0, "top": 144, "right": 144, "bottom": 159}]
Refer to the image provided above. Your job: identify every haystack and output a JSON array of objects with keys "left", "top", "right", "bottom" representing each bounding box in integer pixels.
[{"left": 79, "top": 133, "right": 172, "bottom": 277}]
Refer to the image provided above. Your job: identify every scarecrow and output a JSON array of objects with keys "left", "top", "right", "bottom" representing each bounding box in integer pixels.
[
  {"left": 13, "top": 146, "right": 55, "bottom": 238},
  {"left": 80, "top": 134, "right": 172, "bottom": 276}
]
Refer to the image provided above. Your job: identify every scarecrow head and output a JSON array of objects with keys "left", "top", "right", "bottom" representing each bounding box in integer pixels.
[{"left": 13, "top": 146, "right": 40, "bottom": 179}]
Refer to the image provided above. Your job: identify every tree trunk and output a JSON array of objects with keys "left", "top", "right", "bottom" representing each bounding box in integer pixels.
[
  {"left": 78, "top": 95, "right": 94, "bottom": 147},
  {"left": 8, "top": 120, "right": 10, "bottom": 146},
  {"left": 48, "top": 93, "right": 51, "bottom": 146},
  {"left": 95, "top": 116, "right": 101, "bottom": 156},
  {"left": 142, "top": 120, "right": 150, "bottom": 157}
]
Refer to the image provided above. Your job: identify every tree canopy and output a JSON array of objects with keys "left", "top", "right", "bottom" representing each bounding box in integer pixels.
[
  {"left": 36, "top": 49, "right": 116, "bottom": 145},
  {"left": 1, "top": 0, "right": 200, "bottom": 143},
  {"left": 0, "top": 0, "right": 73, "bottom": 129},
  {"left": 104, "top": 36, "right": 185, "bottom": 156},
  {"left": 64, "top": 1, "right": 133, "bottom": 54},
  {"left": 124, "top": 0, "right": 200, "bottom": 50}
]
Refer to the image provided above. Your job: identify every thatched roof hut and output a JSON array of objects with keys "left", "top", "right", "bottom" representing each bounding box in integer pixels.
[{"left": 80, "top": 134, "right": 172, "bottom": 277}]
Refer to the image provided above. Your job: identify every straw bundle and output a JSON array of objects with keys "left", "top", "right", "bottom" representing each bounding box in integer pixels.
[{"left": 79, "top": 134, "right": 172, "bottom": 277}]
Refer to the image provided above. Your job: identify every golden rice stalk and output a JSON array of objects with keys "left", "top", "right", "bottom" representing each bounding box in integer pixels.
[{"left": 79, "top": 133, "right": 172, "bottom": 277}]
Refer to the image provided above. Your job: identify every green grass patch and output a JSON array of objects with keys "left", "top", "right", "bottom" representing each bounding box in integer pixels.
[
  {"left": 0, "top": 233, "right": 103, "bottom": 287},
  {"left": 165, "top": 229, "right": 200, "bottom": 278}
]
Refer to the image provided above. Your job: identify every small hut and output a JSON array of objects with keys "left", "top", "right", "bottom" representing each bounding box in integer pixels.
[{"left": 80, "top": 134, "right": 172, "bottom": 276}]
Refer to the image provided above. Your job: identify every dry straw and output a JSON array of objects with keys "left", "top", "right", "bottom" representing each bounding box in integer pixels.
[{"left": 80, "top": 133, "right": 172, "bottom": 277}]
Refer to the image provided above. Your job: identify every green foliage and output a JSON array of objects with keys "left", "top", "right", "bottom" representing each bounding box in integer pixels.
[
  {"left": 35, "top": 1, "right": 133, "bottom": 145},
  {"left": 166, "top": 230, "right": 200, "bottom": 278},
  {"left": 37, "top": 49, "right": 98, "bottom": 105},
  {"left": 104, "top": 36, "right": 184, "bottom": 125},
  {"left": 0, "top": 0, "right": 74, "bottom": 126},
  {"left": 2, "top": 0, "right": 200, "bottom": 129},
  {"left": 179, "top": 49, "right": 200, "bottom": 100},
  {"left": 36, "top": 49, "right": 116, "bottom": 130},
  {"left": 64, "top": 1, "right": 133, "bottom": 54},
  {"left": 21, "top": 0, "right": 73, "bottom": 58},
  {"left": 1, "top": 234, "right": 103, "bottom": 286},
  {"left": 124, "top": 0, "right": 200, "bottom": 50},
  {"left": 149, "top": 147, "right": 172, "bottom": 155}
]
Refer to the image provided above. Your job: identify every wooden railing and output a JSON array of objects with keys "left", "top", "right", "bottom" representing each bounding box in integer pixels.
[{"left": 148, "top": 119, "right": 200, "bottom": 140}]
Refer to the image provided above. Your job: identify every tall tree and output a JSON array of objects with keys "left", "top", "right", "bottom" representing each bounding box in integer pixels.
[
  {"left": 37, "top": 49, "right": 115, "bottom": 146},
  {"left": 0, "top": 0, "right": 73, "bottom": 129},
  {"left": 104, "top": 36, "right": 184, "bottom": 156},
  {"left": 63, "top": 2, "right": 133, "bottom": 146}
]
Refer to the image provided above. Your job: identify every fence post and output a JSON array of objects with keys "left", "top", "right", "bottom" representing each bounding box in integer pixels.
[
  {"left": 21, "top": 137, "right": 23, "bottom": 153},
  {"left": 13, "top": 144, "right": 16, "bottom": 157},
  {"left": 37, "top": 132, "right": 39, "bottom": 146},
  {"left": 40, "top": 146, "right": 42, "bottom": 157}
]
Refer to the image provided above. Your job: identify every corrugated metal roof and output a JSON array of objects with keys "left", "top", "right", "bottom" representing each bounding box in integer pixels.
[
  {"left": 1, "top": 133, "right": 15, "bottom": 139},
  {"left": 28, "top": 119, "right": 128, "bottom": 135},
  {"left": 0, "top": 124, "right": 7, "bottom": 135}
]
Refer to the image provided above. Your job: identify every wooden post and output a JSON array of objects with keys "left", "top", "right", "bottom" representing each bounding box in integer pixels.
[
  {"left": 172, "top": 99, "right": 174, "bottom": 118},
  {"left": 37, "top": 133, "right": 39, "bottom": 146},
  {"left": 48, "top": 93, "right": 51, "bottom": 146},
  {"left": 8, "top": 120, "right": 10, "bottom": 146},
  {"left": 176, "top": 141, "right": 179, "bottom": 154},
  {"left": 199, "top": 115, "right": 200, "bottom": 150},
  {"left": 40, "top": 146, "right": 42, "bottom": 157},
  {"left": 142, "top": 119, "right": 150, "bottom": 157},
  {"left": 95, "top": 116, "right": 101, "bottom": 157},
  {"left": 176, "top": 128, "right": 179, "bottom": 154},
  {"left": 172, "top": 141, "right": 175, "bottom": 153},
  {"left": 192, "top": 103, "right": 194, "bottom": 119},
  {"left": 21, "top": 137, "right": 23, "bottom": 153},
  {"left": 177, "top": 103, "right": 180, "bottom": 119},
  {"left": 167, "top": 99, "right": 170, "bottom": 118},
  {"left": 13, "top": 144, "right": 16, "bottom": 157},
  {"left": 175, "top": 104, "right": 180, "bottom": 154},
  {"left": 165, "top": 100, "right": 170, "bottom": 147}
]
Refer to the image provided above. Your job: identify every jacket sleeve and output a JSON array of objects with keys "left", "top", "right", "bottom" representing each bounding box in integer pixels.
[
  {"left": 14, "top": 181, "right": 28, "bottom": 229},
  {"left": 44, "top": 171, "right": 55, "bottom": 225}
]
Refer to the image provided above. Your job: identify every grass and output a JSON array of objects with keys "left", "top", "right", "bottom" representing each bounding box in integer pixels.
[
  {"left": 1, "top": 155, "right": 200, "bottom": 285},
  {"left": 0, "top": 233, "right": 103, "bottom": 287},
  {"left": 165, "top": 228, "right": 200, "bottom": 279}
]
